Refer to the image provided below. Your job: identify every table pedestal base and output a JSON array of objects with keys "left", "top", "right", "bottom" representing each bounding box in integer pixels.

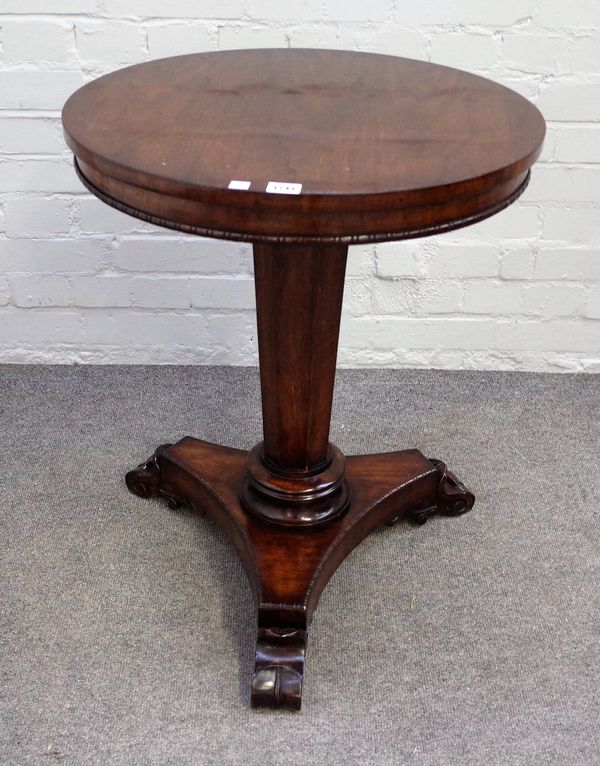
[{"left": 125, "top": 437, "right": 474, "bottom": 710}]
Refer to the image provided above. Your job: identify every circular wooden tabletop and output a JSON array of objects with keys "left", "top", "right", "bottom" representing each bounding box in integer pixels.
[{"left": 63, "top": 48, "right": 545, "bottom": 244}]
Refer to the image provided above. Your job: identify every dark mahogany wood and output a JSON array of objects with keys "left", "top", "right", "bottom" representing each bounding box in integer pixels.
[
  {"left": 125, "top": 438, "right": 474, "bottom": 709},
  {"left": 241, "top": 241, "right": 350, "bottom": 526},
  {"left": 253, "top": 242, "right": 347, "bottom": 468},
  {"left": 63, "top": 48, "right": 544, "bottom": 710},
  {"left": 63, "top": 49, "right": 545, "bottom": 244}
]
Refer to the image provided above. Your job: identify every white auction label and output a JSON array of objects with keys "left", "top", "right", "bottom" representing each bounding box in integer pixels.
[
  {"left": 266, "top": 181, "right": 303, "bottom": 195},
  {"left": 228, "top": 180, "right": 251, "bottom": 190}
]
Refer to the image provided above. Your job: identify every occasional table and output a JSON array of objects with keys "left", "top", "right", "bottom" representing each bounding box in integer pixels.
[{"left": 62, "top": 49, "right": 545, "bottom": 710}]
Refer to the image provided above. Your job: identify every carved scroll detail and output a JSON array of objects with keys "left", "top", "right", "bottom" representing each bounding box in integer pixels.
[
  {"left": 409, "top": 458, "right": 475, "bottom": 524},
  {"left": 125, "top": 445, "right": 186, "bottom": 510},
  {"left": 251, "top": 627, "right": 306, "bottom": 710}
]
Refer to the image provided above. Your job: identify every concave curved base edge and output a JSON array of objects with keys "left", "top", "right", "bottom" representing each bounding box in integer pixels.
[{"left": 125, "top": 436, "right": 475, "bottom": 710}]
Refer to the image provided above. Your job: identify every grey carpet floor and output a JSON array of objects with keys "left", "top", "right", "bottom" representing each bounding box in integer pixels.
[{"left": 1, "top": 365, "right": 599, "bottom": 766}]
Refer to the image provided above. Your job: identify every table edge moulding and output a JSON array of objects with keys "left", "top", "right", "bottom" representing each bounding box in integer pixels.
[{"left": 62, "top": 48, "right": 545, "bottom": 710}]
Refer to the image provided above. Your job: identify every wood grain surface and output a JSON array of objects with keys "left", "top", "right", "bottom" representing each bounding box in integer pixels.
[{"left": 63, "top": 48, "right": 545, "bottom": 243}]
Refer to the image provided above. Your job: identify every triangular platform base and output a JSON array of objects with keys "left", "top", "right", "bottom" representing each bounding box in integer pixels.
[{"left": 126, "top": 437, "right": 474, "bottom": 710}]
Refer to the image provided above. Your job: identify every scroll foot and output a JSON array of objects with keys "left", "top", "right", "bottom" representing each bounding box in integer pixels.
[
  {"left": 125, "top": 444, "right": 186, "bottom": 509},
  {"left": 251, "top": 626, "right": 306, "bottom": 710},
  {"left": 408, "top": 458, "right": 475, "bottom": 524},
  {"left": 124, "top": 438, "right": 474, "bottom": 709}
]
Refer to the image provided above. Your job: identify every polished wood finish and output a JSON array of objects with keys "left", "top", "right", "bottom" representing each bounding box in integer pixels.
[
  {"left": 125, "top": 438, "right": 474, "bottom": 709},
  {"left": 62, "top": 48, "right": 545, "bottom": 710},
  {"left": 241, "top": 241, "right": 350, "bottom": 526},
  {"left": 63, "top": 49, "right": 545, "bottom": 244},
  {"left": 254, "top": 242, "right": 347, "bottom": 468}
]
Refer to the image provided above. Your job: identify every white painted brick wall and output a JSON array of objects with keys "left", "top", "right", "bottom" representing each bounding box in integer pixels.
[{"left": 0, "top": 2, "right": 599, "bottom": 372}]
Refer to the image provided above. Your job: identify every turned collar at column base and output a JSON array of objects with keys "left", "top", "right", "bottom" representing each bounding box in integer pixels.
[{"left": 240, "top": 442, "right": 351, "bottom": 527}]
